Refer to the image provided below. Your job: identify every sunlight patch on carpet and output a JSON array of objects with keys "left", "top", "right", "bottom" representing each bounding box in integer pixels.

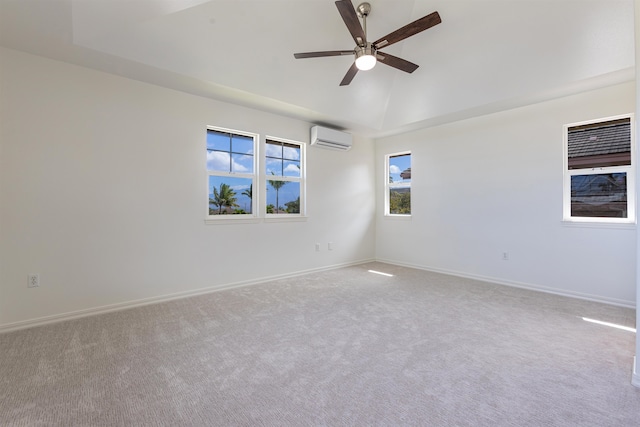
[
  {"left": 582, "top": 317, "right": 636, "bottom": 333},
  {"left": 368, "top": 269, "right": 394, "bottom": 277}
]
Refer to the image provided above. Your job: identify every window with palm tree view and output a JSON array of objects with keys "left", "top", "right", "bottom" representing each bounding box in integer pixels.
[
  {"left": 265, "top": 139, "right": 303, "bottom": 215},
  {"left": 386, "top": 152, "right": 411, "bottom": 215},
  {"left": 207, "top": 128, "right": 255, "bottom": 215}
]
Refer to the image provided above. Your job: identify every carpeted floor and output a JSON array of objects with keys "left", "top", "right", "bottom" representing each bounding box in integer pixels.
[{"left": 1, "top": 262, "right": 638, "bottom": 426}]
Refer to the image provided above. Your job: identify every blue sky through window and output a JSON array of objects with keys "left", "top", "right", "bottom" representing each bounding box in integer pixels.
[{"left": 389, "top": 154, "right": 411, "bottom": 184}]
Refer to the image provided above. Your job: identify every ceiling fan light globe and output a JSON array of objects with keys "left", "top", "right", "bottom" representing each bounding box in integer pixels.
[
  {"left": 356, "top": 54, "right": 376, "bottom": 71},
  {"left": 355, "top": 43, "right": 377, "bottom": 71}
]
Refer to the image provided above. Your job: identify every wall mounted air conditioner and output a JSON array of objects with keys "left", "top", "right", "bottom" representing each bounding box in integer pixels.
[{"left": 310, "top": 125, "right": 353, "bottom": 151}]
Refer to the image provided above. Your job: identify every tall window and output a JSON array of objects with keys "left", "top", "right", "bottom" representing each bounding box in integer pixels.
[
  {"left": 386, "top": 152, "right": 411, "bottom": 215},
  {"left": 563, "top": 115, "right": 635, "bottom": 223},
  {"left": 265, "top": 138, "right": 304, "bottom": 215},
  {"left": 207, "top": 127, "right": 256, "bottom": 216}
]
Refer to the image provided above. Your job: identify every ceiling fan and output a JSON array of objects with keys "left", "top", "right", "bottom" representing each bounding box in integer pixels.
[{"left": 293, "top": 0, "right": 441, "bottom": 86}]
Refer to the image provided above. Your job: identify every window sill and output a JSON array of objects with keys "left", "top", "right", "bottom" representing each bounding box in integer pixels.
[
  {"left": 384, "top": 214, "right": 412, "bottom": 221},
  {"left": 561, "top": 220, "right": 636, "bottom": 230},
  {"left": 205, "top": 217, "right": 261, "bottom": 225},
  {"left": 205, "top": 216, "right": 308, "bottom": 225}
]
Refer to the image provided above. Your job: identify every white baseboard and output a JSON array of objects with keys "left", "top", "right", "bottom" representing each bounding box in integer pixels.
[
  {"left": 0, "top": 258, "right": 375, "bottom": 334},
  {"left": 375, "top": 258, "right": 636, "bottom": 309}
]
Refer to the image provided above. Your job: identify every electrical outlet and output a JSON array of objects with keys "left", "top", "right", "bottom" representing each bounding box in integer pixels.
[
  {"left": 315, "top": 243, "right": 321, "bottom": 252},
  {"left": 328, "top": 242, "right": 334, "bottom": 251},
  {"left": 28, "top": 274, "right": 40, "bottom": 288},
  {"left": 502, "top": 252, "right": 509, "bottom": 261}
]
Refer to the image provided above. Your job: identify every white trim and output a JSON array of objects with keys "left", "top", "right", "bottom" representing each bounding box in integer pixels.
[
  {"left": 204, "top": 217, "right": 261, "bottom": 225},
  {"left": 376, "top": 258, "right": 636, "bottom": 308},
  {"left": 561, "top": 220, "right": 636, "bottom": 230},
  {"left": 0, "top": 258, "right": 375, "bottom": 334},
  {"left": 383, "top": 214, "right": 412, "bottom": 220},
  {"left": 633, "top": 357, "right": 640, "bottom": 388}
]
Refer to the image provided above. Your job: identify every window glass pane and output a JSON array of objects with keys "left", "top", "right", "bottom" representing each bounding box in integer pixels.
[
  {"left": 283, "top": 143, "right": 300, "bottom": 161},
  {"left": 208, "top": 176, "right": 253, "bottom": 215},
  {"left": 568, "top": 118, "right": 631, "bottom": 169},
  {"left": 232, "top": 135, "right": 254, "bottom": 155},
  {"left": 231, "top": 153, "right": 254, "bottom": 174},
  {"left": 389, "top": 154, "right": 411, "bottom": 184},
  {"left": 207, "top": 150, "right": 231, "bottom": 172},
  {"left": 266, "top": 180, "right": 300, "bottom": 214},
  {"left": 266, "top": 141, "right": 283, "bottom": 158},
  {"left": 283, "top": 160, "right": 300, "bottom": 177},
  {"left": 207, "top": 130, "right": 230, "bottom": 152},
  {"left": 571, "top": 173, "right": 627, "bottom": 218},
  {"left": 389, "top": 184, "right": 411, "bottom": 215},
  {"left": 266, "top": 158, "right": 282, "bottom": 176}
]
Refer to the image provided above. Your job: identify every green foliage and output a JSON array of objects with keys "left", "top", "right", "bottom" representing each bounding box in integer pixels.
[
  {"left": 389, "top": 190, "right": 411, "bottom": 214},
  {"left": 266, "top": 204, "right": 275, "bottom": 214},
  {"left": 242, "top": 184, "right": 252, "bottom": 200},
  {"left": 210, "top": 182, "right": 238, "bottom": 214},
  {"left": 285, "top": 197, "right": 300, "bottom": 214}
]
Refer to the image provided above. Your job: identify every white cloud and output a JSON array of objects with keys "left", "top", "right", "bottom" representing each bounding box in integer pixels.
[
  {"left": 284, "top": 164, "right": 300, "bottom": 175},
  {"left": 265, "top": 144, "right": 281, "bottom": 158},
  {"left": 230, "top": 184, "right": 250, "bottom": 192},
  {"left": 389, "top": 165, "right": 401, "bottom": 174},
  {"left": 283, "top": 146, "right": 300, "bottom": 160},
  {"left": 207, "top": 151, "right": 248, "bottom": 173}
]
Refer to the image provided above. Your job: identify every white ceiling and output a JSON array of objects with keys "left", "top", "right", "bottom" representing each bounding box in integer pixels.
[{"left": 0, "top": 0, "right": 635, "bottom": 137}]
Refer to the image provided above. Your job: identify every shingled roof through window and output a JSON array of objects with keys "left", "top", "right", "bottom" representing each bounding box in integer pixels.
[{"left": 568, "top": 119, "right": 630, "bottom": 159}]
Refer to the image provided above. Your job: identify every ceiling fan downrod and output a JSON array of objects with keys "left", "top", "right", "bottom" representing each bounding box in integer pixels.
[
  {"left": 354, "top": 2, "right": 376, "bottom": 70},
  {"left": 356, "top": 2, "right": 371, "bottom": 46}
]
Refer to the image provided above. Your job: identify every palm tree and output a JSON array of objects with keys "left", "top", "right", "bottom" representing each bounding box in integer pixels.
[
  {"left": 241, "top": 184, "right": 253, "bottom": 212},
  {"left": 241, "top": 184, "right": 252, "bottom": 200},
  {"left": 210, "top": 182, "right": 238, "bottom": 214},
  {"left": 268, "top": 172, "right": 287, "bottom": 213}
]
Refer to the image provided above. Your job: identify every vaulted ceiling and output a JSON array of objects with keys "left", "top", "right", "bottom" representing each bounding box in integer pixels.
[{"left": 0, "top": 0, "right": 635, "bottom": 137}]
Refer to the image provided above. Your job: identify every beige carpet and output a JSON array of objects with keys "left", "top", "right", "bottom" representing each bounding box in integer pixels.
[{"left": 1, "top": 262, "right": 638, "bottom": 426}]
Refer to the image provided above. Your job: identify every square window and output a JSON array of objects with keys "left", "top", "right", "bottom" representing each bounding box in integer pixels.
[{"left": 563, "top": 116, "right": 634, "bottom": 223}]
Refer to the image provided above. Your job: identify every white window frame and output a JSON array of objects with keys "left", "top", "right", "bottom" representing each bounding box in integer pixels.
[
  {"left": 264, "top": 136, "right": 306, "bottom": 219},
  {"left": 385, "top": 151, "right": 412, "bottom": 217},
  {"left": 562, "top": 114, "right": 635, "bottom": 225},
  {"left": 206, "top": 126, "right": 258, "bottom": 223}
]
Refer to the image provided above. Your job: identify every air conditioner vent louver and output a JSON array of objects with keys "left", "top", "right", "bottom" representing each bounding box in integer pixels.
[{"left": 310, "top": 126, "right": 352, "bottom": 151}]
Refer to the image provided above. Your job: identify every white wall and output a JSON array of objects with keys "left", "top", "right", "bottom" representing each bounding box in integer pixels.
[
  {"left": 633, "top": 0, "right": 639, "bottom": 389},
  {"left": 0, "top": 47, "right": 376, "bottom": 329},
  {"left": 376, "top": 82, "right": 637, "bottom": 306}
]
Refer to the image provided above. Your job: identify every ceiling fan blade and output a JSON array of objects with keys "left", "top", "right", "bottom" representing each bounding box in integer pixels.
[
  {"left": 335, "top": 0, "right": 366, "bottom": 46},
  {"left": 340, "top": 62, "right": 359, "bottom": 86},
  {"left": 374, "top": 11, "right": 441, "bottom": 49},
  {"left": 294, "top": 50, "right": 354, "bottom": 59},
  {"left": 377, "top": 52, "right": 419, "bottom": 73}
]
